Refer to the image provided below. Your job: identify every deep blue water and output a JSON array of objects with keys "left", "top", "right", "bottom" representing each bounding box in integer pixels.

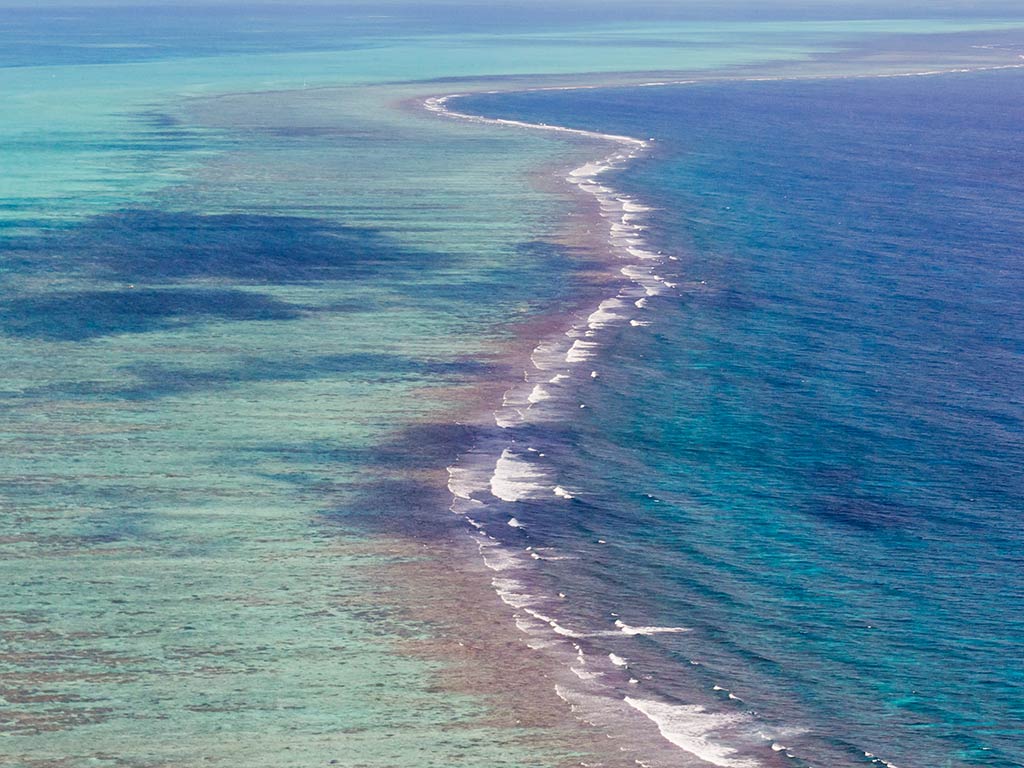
[{"left": 459, "top": 71, "right": 1024, "bottom": 768}]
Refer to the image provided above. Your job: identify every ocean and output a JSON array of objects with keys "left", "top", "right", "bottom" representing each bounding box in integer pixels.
[
  {"left": 454, "top": 69, "right": 1024, "bottom": 768},
  {"left": 2, "top": 4, "right": 1023, "bottom": 768}
]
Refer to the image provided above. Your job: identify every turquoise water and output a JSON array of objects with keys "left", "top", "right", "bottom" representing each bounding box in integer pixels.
[
  {"left": 457, "top": 68, "right": 1024, "bottom": 768},
  {"left": 5, "top": 5, "right": 1023, "bottom": 228},
  {"left": 3, "top": 3, "right": 1024, "bottom": 767}
]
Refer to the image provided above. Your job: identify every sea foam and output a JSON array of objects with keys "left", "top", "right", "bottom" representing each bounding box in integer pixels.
[
  {"left": 615, "top": 619, "right": 690, "bottom": 636},
  {"left": 427, "top": 83, "right": 706, "bottom": 767},
  {"left": 624, "top": 698, "right": 760, "bottom": 768},
  {"left": 491, "top": 449, "right": 548, "bottom": 502}
]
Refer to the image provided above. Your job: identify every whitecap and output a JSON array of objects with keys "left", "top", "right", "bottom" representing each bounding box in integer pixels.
[
  {"left": 492, "top": 577, "right": 535, "bottom": 609},
  {"left": 615, "top": 619, "right": 690, "bottom": 636},
  {"left": 527, "top": 383, "right": 551, "bottom": 404},
  {"left": 522, "top": 607, "right": 586, "bottom": 638},
  {"left": 624, "top": 697, "right": 760, "bottom": 768},
  {"left": 587, "top": 298, "right": 629, "bottom": 329},
  {"left": 478, "top": 544, "right": 520, "bottom": 572},
  {"left": 569, "top": 161, "right": 609, "bottom": 179},
  {"left": 447, "top": 464, "right": 490, "bottom": 500},
  {"left": 493, "top": 408, "right": 521, "bottom": 429},
  {"left": 622, "top": 200, "right": 651, "bottom": 213},
  {"left": 491, "top": 449, "right": 548, "bottom": 502},
  {"left": 627, "top": 245, "right": 660, "bottom": 260},
  {"left": 572, "top": 665, "right": 603, "bottom": 681},
  {"left": 566, "top": 339, "right": 599, "bottom": 363}
]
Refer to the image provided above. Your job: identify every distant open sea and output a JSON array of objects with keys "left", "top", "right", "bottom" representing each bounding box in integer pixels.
[
  {"left": 454, "top": 70, "right": 1024, "bottom": 768},
  {"left": 2, "top": 5, "right": 1024, "bottom": 768}
]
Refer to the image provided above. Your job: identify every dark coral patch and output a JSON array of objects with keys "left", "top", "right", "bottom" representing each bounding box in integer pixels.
[
  {"left": 0, "top": 288, "right": 300, "bottom": 341},
  {"left": 22, "top": 209, "right": 441, "bottom": 284}
]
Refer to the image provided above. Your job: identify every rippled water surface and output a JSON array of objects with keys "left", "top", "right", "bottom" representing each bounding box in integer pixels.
[
  {"left": 4, "top": 4, "right": 1024, "bottom": 767},
  {"left": 457, "top": 69, "right": 1024, "bottom": 768}
]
